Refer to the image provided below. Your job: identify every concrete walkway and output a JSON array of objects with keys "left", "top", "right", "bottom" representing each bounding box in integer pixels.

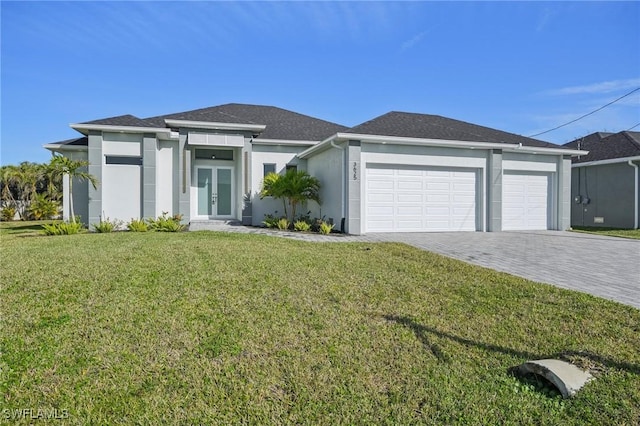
[{"left": 190, "top": 222, "right": 640, "bottom": 309}]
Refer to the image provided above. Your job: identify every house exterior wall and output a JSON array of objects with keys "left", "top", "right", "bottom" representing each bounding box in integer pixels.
[
  {"left": 61, "top": 150, "right": 89, "bottom": 223},
  {"left": 571, "top": 162, "right": 637, "bottom": 228},
  {"left": 157, "top": 140, "right": 179, "bottom": 216},
  {"left": 306, "top": 144, "right": 344, "bottom": 227},
  {"left": 249, "top": 144, "right": 306, "bottom": 225}
]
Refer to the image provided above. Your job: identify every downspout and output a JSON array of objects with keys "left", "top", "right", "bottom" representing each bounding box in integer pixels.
[
  {"left": 628, "top": 160, "right": 639, "bottom": 229},
  {"left": 330, "top": 141, "right": 346, "bottom": 229}
]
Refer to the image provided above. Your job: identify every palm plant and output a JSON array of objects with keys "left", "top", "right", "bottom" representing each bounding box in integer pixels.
[
  {"left": 50, "top": 155, "right": 98, "bottom": 223},
  {"left": 260, "top": 169, "right": 321, "bottom": 223}
]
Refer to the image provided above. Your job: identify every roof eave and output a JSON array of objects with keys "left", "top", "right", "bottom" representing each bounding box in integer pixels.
[
  {"left": 70, "top": 123, "right": 172, "bottom": 137},
  {"left": 252, "top": 138, "right": 318, "bottom": 146},
  {"left": 298, "top": 132, "right": 586, "bottom": 159},
  {"left": 43, "top": 143, "right": 88, "bottom": 152},
  {"left": 165, "top": 119, "right": 266, "bottom": 133},
  {"left": 572, "top": 155, "right": 640, "bottom": 168}
]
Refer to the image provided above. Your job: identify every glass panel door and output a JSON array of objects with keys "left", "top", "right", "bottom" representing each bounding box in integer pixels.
[
  {"left": 216, "top": 168, "right": 232, "bottom": 216},
  {"left": 197, "top": 168, "right": 212, "bottom": 216}
]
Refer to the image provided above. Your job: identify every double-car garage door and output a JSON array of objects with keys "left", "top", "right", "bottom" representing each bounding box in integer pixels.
[
  {"left": 365, "top": 165, "right": 550, "bottom": 232},
  {"left": 366, "top": 165, "right": 477, "bottom": 232}
]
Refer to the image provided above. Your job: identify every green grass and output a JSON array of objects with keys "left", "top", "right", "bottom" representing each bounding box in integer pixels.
[
  {"left": 570, "top": 226, "right": 640, "bottom": 240},
  {"left": 1, "top": 231, "right": 639, "bottom": 425}
]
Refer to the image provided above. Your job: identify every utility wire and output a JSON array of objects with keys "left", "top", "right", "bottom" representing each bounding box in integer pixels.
[
  {"left": 627, "top": 121, "right": 640, "bottom": 131},
  {"left": 529, "top": 87, "right": 640, "bottom": 138}
]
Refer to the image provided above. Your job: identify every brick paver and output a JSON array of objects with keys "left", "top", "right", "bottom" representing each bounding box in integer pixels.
[{"left": 190, "top": 223, "right": 640, "bottom": 309}]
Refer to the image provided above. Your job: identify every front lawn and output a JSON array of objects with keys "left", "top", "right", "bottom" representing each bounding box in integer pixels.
[
  {"left": 570, "top": 226, "right": 640, "bottom": 240},
  {"left": 1, "top": 231, "right": 638, "bottom": 424}
]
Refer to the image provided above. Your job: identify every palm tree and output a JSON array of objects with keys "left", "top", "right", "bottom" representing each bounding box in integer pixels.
[
  {"left": 50, "top": 155, "right": 98, "bottom": 223},
  {"left": 260, "top": 169, "right": 321, "bottom": 223},
  {"left": 260, "top": 172, "right": 289, "bottom": 219}
]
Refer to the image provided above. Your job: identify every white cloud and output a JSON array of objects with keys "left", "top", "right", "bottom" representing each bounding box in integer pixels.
[
  {"left": 544, "top": 78, "right": 640, "bottom": 96},
  {"left": 400, "top": 31, "right": 428, "bottom": 52}
]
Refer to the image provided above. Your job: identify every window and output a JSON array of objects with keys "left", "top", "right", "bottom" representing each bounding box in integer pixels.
[
  {"left": 286, "top": 165, "right": 297, "bottom": 172},
  {"left": 263, "top": 163, "right": 276, "bottom": 177},
  {"left": 105, "top": 156, "right": 142, "bottom": 165},
  {"left": 194, "top": 149, "right": 234, "bottom": 160}
]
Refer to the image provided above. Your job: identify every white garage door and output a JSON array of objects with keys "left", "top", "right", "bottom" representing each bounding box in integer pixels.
[
  {"left": 366, "top": 166, "right": 477, "bottom": 232},
  {"left": 502, "top": 172, "right": 550, "bottom": 231}
]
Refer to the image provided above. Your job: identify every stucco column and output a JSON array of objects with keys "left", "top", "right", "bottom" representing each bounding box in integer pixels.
[
  {"left": 178, "top": 130, "right": 191, "bottom": 223},
  {"left": 346, "top": 140, "right": 362, "bottom": 235},
  {"left": 87, "top": 130, "right": 102, "bottom": 226},
  {"left": 142, "top": 133, "right": 157, "bottom": 218},
  {"left": 487, "top": 149, "right": 503, "bottom": 232},
  {"left": 557, "top": 155, "right": 572, "bottom": 230},
  {"left": 242, "top": 139, "right": 253, "bottom": 225}
]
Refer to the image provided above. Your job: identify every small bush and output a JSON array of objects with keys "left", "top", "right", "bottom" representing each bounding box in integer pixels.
[
  {"left": 262, "top": 213, "right": 280, "bottom": 228},
  {"left": 42, "top": 221, "right": 84, "bottom": 236},
  {"left": 92, "top": 217, "right": 122, "bottom": 233},
  {"left": 276, "top": 218, "right": 290, "bottom": 230},
  {"left": 29, "top": 194, "right": 59, "bottom": 220},
  {"left": 1, "top": 205, "right": 16, "bottom": 221},
  {"left": 319, "top": 221, "right": 334, "bottom": 235},
  {"left": 293, "top": 220, "right": 311, "bottom": 232},
  {"left": 147, "top": 212, "right": 185, "bottom": 232},
  {"left": 127, "top": 218, "right": 149, "bottom": 232}
]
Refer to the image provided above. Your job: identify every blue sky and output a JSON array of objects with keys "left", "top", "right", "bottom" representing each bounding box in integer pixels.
[{"left": 1, "top": 1, "right": 639, "bottom": 165}]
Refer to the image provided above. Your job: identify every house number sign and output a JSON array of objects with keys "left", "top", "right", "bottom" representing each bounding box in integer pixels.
[{"left": 353, "top": 162, "right": 358, "bottom": 180}]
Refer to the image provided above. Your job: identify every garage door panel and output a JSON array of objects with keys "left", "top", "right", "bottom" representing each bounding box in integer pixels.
[
  {"left": 502, "top": 172, "right": 550, "bottom": 231},
  {"left": 397, "top": 193, "right": 423, "bottom": 203},
  {"left": 398, "top": 180, "right": 422, "bottom": 190},
  {"left": 368, "top": 193, "right": 394, "bottom": 203},
  {"left": 368, "top": 180, "right": 394, "bottom": 190},
  {"left": 397, "top": 206, "right": 423, "bottom": 216}
]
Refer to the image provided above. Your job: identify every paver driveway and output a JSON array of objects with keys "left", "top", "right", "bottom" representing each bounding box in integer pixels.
[{"left": 368, "top": 231, "right": 640, "bottom": 309}]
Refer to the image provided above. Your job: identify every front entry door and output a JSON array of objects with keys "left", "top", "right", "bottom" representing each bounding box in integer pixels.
[{"left": 196, "top": 167, "right": 234, "bottom": 218}]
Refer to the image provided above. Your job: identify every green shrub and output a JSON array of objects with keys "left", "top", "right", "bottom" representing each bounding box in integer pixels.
[
  {"left": 127, "top": 218, "right": 149, "bottom": 232},
  {"left": 92, "top": 217, "right": 122, "bottom": 233},
  {"left": 319, "top": 221, "right": 334, "bottom": 235},
  {"left": 28, "top": 193, "right": 59, "bottom": 220},
  {"left": 262, "top": 213, "right": 280, "bottom": 228},
  {"left": 293, "top": 220, "right": 311, "bottom": 232},
  {"left": 147, "top": 212, "right": 185, "bottom": 232},
  {"left": 1, "top": 205, "right": 16, "bottom": 221},
  {"left": 42, "top": 221, "right": 84, "bottom": 236},
  {"left": 276, "top": 218, "right": 290, "bottom": 230}
]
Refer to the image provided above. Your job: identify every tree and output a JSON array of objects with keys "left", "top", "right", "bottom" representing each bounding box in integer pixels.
[
  {"left": 260, "top": 169, "right": 321, "bottom": 223},
  {"left": 50, "top": 155, "right": 98, "bottom": 223}
]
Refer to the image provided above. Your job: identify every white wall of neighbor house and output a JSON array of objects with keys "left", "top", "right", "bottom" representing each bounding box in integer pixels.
[
  {"left": 250, "top": 144, "right": 304, "bottom": 225},
  {"left": 306, "top": 145, "right": 344, "bottom": 225},
  {"left": 157, "top": 140, "right": 179, "bottom": 216}
]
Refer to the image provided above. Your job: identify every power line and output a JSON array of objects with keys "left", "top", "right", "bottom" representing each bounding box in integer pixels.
[
  {"left": 627, "top": 121, "right": 640, "bottom": 131},
  {"left": 528, "top": 87, "right": 640, "bottom": 138}
]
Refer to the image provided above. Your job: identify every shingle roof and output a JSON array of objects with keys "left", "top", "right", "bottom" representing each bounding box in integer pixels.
[
  {"left": 344, "top": 111, "right": 560, "bottom": 148},
  {"left": 564, "top": 131, "right": 640, "bottom": 163},
  {"left": 145, "top": 103, "right": 348, "bottom": 141},
  {"left": 81, "top": 114, "right": 158, "bottom": 128}
]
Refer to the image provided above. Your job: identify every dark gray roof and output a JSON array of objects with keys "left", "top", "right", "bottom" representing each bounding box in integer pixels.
[
  {"left": 145, "top": 103, "right": 348, "bottom": 140},
  {"left": 50, "top": 136, "right": 88, "bottom": 146},
  {"left": 564, "top": 131, "right": 640, "bottom": 163},
  {"left": 81, "top": 114, "right": 158, "bottom": 128},
  {"left": 344, "top": 111, "right": 560, "bottom": 148}
]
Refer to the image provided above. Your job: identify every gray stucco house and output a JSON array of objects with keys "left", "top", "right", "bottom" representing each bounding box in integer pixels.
[
  {"left": 45, "top": 103, "right": 585, "bottom": 234},
  {"left": 564, "top": 131, "right": 640, "bottom": 229}
]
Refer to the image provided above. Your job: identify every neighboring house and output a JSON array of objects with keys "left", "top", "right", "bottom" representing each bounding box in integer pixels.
[
  {"left": 564, "top": 131, "right": 640, "bottom": 229},
  {"left": 45, "top": 103, "right": 585, "bottom": 235}
]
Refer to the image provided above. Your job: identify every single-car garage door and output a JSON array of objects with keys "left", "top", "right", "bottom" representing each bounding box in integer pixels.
[
  {"left": 366, "top": 165, "right": 477, "bottom": 232},
  {"left": 502, "top": 171, "right": 550, "bottom": 230}
]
